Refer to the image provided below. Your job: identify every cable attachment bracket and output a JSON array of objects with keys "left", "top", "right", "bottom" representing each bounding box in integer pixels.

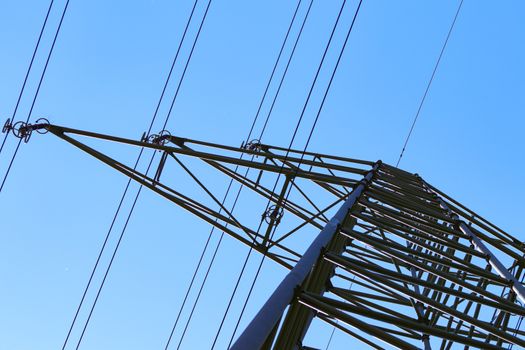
[
  {"left": 243, "top": 139, "right": 263, "bottom": 153},
  {"left": 2, "top": 118, "right": 50, "bottom": 143},
  {"left": 142, "top": 130, "right": 172, "bottom": 146},
  {"left": 262, "top": 204, "right": 284, "bottom": 225}
]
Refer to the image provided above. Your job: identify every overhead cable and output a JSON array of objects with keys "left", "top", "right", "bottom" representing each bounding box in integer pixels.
[
  {"left": 227, "top": 0, "right": 364, "bottom": 346},
  {"left": 208, "top": 0, "right": 316, "bottom": 347},
  {"left": 63, "top": 1, "right": 210, "bottom": 348},
  {"left": 395, "top": 0, "right": 463, "bottom": 167},
  {"left": 0, "top": 0, "right": 70, "bottom": 193},
  {"left": 0, "top": 0, "right": 54, "bottom": 156},
  {"left": 168, "top": 1, "right": 311, "bottom": 348}
]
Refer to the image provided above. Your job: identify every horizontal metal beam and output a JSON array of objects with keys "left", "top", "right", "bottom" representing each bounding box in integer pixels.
[{"left": 45, "top": 124, "right": 363, "bottom": 186}]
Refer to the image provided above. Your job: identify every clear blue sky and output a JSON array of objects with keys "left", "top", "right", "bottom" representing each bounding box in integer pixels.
[{"left": 0, "top": 0, "right": 524, "bottom": 349}]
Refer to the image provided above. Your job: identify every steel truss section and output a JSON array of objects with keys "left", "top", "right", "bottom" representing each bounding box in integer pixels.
[
  {"left": 233, "top": 164, "right": 525, "bottom": 350},
  {"left": 38, "top": 124, "right": 372, "bottom": 270},
  {"left": 8, "top": 122, "right": 525, "bottom": 349}
]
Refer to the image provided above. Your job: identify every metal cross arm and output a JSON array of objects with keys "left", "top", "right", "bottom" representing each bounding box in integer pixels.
[
  {"left": 5, "top": 119, "right": 525, "bottom": 349},
  {"left": 7, "top": 121, "right": 371, "bottom": 269},
  {"left": 38, "top": 125, "right": 304, "bottom": 269},
  {"left": 38, "top": 124, "right": 367, "bottom": 186}
]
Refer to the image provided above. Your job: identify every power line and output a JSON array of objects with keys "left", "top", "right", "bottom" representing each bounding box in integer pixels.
[
  {"left": 0, "top": 0, "right": 70, "bottom": 194},
  {"left": 256, "top": 0, "right": 315, "bottom": 140},
  {"left": 227, "top": 0, "right": 364, "bottom": 345},
  {"left": 145, "top": 0, "right": 201, "bottom": 138},
  {"left": 162, "top": 182, "right": 229, "bottom": 350},
  {"left": 395, "top": 0, "right": 463, "bottom": 167},
  {"left": 61, "top": 1, "right": 207, "bottom": 348},
  {"left": 0, "top": 0, "right": 54, "bottom": 156},
  {"left": 60, "top": 0, "right": 200, "bottom": 346},
  {"left": 163, "top": 1, "right": 306, "bottom": 348},
  {"left": 167, "top": 1, "right": 321, "bottom": 347},
  {"left": 161, "top": 0, "right": 213, "bottom": 131},
  {"left": 325, "top": 278, "right": 354, "bottom": 349},
  {"left": 60, "top": 150, "right": 145, "bottom": 350},
  {"left": 73, "top": 0, "right": 213, "bottom": 346},
  {"left": 209, "top": 1, "right": 315, "bottom": 347},
  {"left": 73, "top": 154, "right": 157, "bottom": 350},
  {"left": 244, "top": 0, "right": 304, "bottom": 141},
  {"left": 324, "top": 326, "right": 337, "bottom": 350}
]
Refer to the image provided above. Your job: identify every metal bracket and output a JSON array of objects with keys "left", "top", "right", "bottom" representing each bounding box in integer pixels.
[
  {"left": 141, "top": 129, "right": 172, "bottom": 146},
  {"left": 263, "top": 204, "right": 284, "bottom": 225},
  {"left": 243, "top": 139, "right": 263, "bottom": 154},
  {"left": 153, "top": 151, "right": 169, "bottom": 184},
  {"left": 2, "top": 118, "right": 50, "bottom": 142}
]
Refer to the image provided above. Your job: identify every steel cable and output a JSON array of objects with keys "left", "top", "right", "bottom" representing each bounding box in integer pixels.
[
  {"left": 62, "top": 1, "right": 207, "bottom": 348},
  {"left": 166, "top": 1, "right": 310, "bottom": 348},
  {"left": 73, "top": 154, "right": 157, "bottom": 350},
  {"left": 226, "top": 0, "right": 363, "bottom": 346},
  {"left": 0, "top": 0, "right": 54, "bottom": 156},
  {"left": 60, "top": 0, "right": 202, "bottom": 344},
  {"left": 161, "top": 0, "right": 213, "bottom": 131},
  {"left": 73, "top": 0, "right": 213, "bottom": 347},
  {"left": 209, "top": 1, "right": 315, "bottom": 347},
  {"left": 0, "top": 0, "right": 70, "bottom": 194},
  {"left": 395, "top": 0, "right": 463, "bottom": 167}
]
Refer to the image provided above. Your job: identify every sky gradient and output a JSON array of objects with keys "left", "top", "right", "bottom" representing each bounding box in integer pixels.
[{"left": 0, "top": 1, "right": 524, "bottom": 349}]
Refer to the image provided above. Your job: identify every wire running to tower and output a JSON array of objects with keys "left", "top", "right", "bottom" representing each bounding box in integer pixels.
[{"left": 395, "top": 0, "right": 463, "bottom": 167}]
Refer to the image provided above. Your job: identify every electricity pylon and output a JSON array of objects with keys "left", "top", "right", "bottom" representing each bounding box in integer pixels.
[{"left": 5, "top": 119, "right": 525, "bottom": 349}]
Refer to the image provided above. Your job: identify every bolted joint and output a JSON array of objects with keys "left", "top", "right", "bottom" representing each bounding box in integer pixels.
[{"left": 292, "top": 285, "right": 305, "bottom": 301}]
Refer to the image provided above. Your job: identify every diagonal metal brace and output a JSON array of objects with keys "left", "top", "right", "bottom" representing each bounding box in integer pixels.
[
  {"left": 229, "top": 161, "right": 381, "bottom": 350},
  {"left": 419, "top": 176, "right": 525, "bottom": 306}
]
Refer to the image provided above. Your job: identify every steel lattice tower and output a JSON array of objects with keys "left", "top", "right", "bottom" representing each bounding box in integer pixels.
[{"left": 5, "top": 119, "right": 525, "bottom": 349}]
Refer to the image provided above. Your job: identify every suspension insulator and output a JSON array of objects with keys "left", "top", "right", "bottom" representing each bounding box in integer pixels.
[
  {"left": 35, "top": 118, "right": 50, "bottom": 134},
  {"left": 263, "top": 205, "right": 284, "bottom": 225},
  {"left": 2, "top": 118, "right": 12, "bottom": 133},
  {"left": 245, "top": 139, "right": 262, "bottom": 152}
]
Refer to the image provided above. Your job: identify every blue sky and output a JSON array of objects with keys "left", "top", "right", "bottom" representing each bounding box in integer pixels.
[{"left": 0, "top": 1, "right": 524, "bottom": 349}]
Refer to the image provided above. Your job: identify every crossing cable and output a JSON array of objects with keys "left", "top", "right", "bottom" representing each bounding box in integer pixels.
[
  {"left": 395, "top": 0, "right": 463, "bottom": 167},
  {"left": 223, "top": 0, "right": 354, "bottom": 341},
  {"left": 60, "top": 1, "right": 205, "bottom": 349},
  {"left": 324, "top": 326, "right": 337, "bottom": 350},
  {"left": 74, "top": 0, "right": 214, "bottom": 347},
  {"left": 256, "top": 0, "right": 315, "bottom": 140},
  {"left": 160, "top": 0, "right": 212, "bottom": 131},
  {"left": 0, "top": 0, "right": 54, "bottom": 156},
  {"left": 73, "top": 154, "right": 157, "bottom": 350},
  {"left": 165, "top": 0, "right": 313, "bottom": 350},
  {"left": 60, "top": 151, "right": 143, "bottom": 350},
  {"left": 324, "top": 278, "right": 355, "bottom": 349},
  {"left": 60, "top": 0, "right": 200, "bottom": 346},
  {"left": 165, "top": 0, "right": 302, "bottom": 350},
  {"left": 75, "top": 0, "right": 215, "bottom": 344},
  {"left": 0, "top": 0, "right": 70, "bottom": 194},
  {"left": 208, "top": 1, "right": 316, "bottom": 348},
  {"left": 226, "top": 0, "right": 364, "bottom": 346}
]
